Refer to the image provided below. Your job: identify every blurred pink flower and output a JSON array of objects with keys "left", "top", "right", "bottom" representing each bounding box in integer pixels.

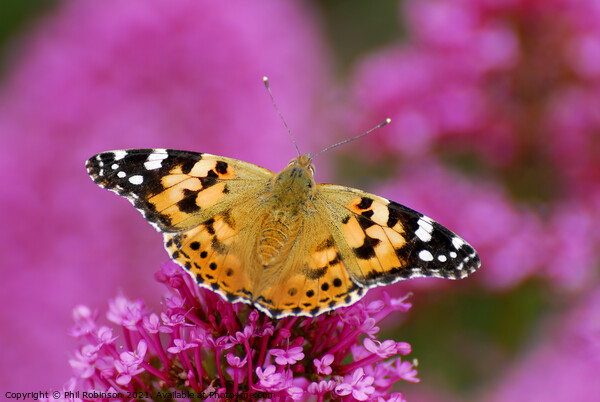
[
  {"left": 350, "top": 0, "right": 600, "bottom": 291},
  {"left": 352, "top": 0, "right": 600, "bottom": 174},
  {"left": 0, "top": 0, "right": 332, "bottom": 389}
]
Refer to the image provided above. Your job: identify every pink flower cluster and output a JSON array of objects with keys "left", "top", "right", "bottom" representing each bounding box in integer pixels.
[{"left": 56, "top": 262, "right": 418, "bottom": 401}]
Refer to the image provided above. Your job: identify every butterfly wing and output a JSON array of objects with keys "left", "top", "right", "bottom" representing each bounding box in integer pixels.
[
  {"left": 86, "top": 149, "right": 273, "bottom": 232},
  {"left": 318, "top": 184, "right": 481, "bottom": 288},
  {"left": 249, "top": 215, "right": 367, "bottom": 318},
  {"left": 86, "top": 149, "right": 275, "bottom": 304},
  {"left": 246, "top": 184, "right": 480, "bottom": 318}
]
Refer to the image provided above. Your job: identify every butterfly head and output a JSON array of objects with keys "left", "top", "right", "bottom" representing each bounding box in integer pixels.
[
  {"left": 288, "top": 153, "right": 316, "bottom": 176},
  {"left": 270, "top": 154, "right": 317, "bottom": 202}
]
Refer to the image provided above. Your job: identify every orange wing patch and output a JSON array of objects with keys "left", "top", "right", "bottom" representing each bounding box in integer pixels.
[
  {"left": 150, "top": 160, "right": 235, "bottom": 228},
  {"left": 254, "top": 237, "right": 364, "bottom": 317},
  {"left": 164, "top": 210, "right": 253, "bottom": 302}
]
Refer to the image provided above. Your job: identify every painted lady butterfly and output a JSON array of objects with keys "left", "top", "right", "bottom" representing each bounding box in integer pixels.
[{"left": 86, "top": 146, "right": 480, "bottom": 318}]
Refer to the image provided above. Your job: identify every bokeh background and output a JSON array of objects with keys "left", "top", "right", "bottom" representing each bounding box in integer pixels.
[{"left": 1, "top": 0, "right": 599, "bottom": 400}]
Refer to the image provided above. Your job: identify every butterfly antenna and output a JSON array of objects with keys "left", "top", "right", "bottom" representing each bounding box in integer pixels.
[
  {"left": 311, "top": 118, "right": 391, "bottom": 160},
  {"left": 263, "top": 76, "right": 301, "bottom": 156}
]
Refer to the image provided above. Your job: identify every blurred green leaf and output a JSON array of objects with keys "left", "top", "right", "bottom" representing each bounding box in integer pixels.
[
  {"left": 313, "top": 0, "right": 402, "bottom": 72},
  {"left": 0, "top": 0, "right": 58, "bottom": 73},
  {"left": 382, "top": 280, "right": 549, "bottom": 396}
]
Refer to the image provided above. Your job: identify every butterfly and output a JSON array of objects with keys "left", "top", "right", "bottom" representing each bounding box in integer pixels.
[{"left": 86, "top": 147, "right": 481, "bottom": 318}]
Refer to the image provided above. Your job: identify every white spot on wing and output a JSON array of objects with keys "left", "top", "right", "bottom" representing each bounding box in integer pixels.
[
  {"left": 144, "top": 150, "right": 169, "bottom": 170},
  {"left": 144, "top": 160, "right": 164, "bottom": 170},
  {"left": 419, "top": 250, "right": 434, "bottom": 261},
  {"left": 129, "top": 175, "right": 144, "bottom": 185},
  {"left": 113, "top": 150, "right": 127, "bottom": 161},
  {"left": 438, "top": 255, "right": 447, "bottom": 262},
  {"left": 117, "top": 171, "right": 126, "bottom": 178},
  {"left": 415, "top": 217, "right": 434, "bottom": 242},
  {"left": 111, "top": 163, "right": 119, "bottom": 170},
  {"left": 452, "top": 237, "right": 465, "bottom": 249}
]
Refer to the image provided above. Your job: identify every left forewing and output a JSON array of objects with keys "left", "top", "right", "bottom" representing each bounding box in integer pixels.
[{"left": 86, "top": 149, "right": 272, "bottom": 232}]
